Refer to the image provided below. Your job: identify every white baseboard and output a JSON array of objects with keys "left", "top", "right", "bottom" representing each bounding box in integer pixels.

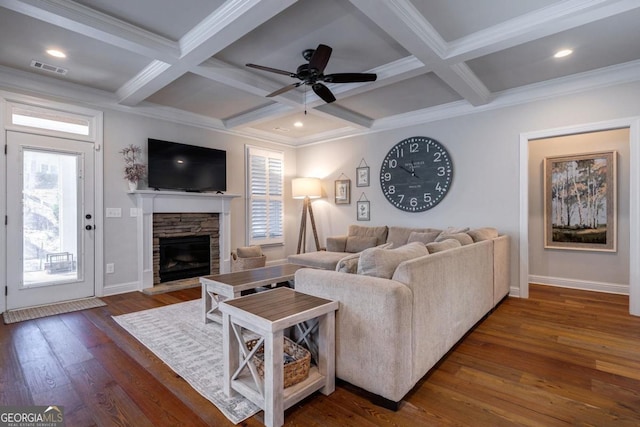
[
  {"left": 528, "top": 275, "right": 629, "bottom": 295},
  {"left": 101, "top": 281, "right": 141, "bottom": 296}
]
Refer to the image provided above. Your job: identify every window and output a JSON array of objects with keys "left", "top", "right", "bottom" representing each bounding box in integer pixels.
[{"left": 246, "top": 146, "right": 284, "bottom": 245}]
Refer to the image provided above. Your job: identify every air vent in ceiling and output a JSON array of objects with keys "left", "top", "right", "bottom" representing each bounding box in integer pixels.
[{"left": 30, "top": 60, "right": 68, "bottom": 76}]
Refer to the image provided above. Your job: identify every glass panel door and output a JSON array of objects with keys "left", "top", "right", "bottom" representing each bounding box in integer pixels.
[{"left": 6, "top": 131, "right": 95, "bottom": 310}]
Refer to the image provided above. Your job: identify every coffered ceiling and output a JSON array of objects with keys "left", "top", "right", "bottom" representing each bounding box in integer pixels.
[{"left": 1, "top": 0, "right": 639, "bottom": 146}]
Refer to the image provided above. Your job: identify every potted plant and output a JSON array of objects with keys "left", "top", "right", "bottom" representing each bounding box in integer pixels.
[{"left": 120, "top": 144, "right": 146, "bottom": 191}]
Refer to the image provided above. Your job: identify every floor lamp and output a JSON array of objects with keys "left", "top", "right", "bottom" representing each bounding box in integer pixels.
[{"left": 292, "top": 177, "right": 321, "bottom": 254}]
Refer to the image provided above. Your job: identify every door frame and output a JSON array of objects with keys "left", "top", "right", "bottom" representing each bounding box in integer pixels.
[
  {"left": 1, "top": 91, "right": 104, "bottom": 312},
  {"left": 519, "top": 116, "right": 640, "bottom": 316}
]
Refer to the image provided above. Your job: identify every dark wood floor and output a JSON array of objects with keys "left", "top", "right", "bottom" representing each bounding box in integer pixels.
[{"left": 1, "top": 284, "right": 639, "bottom": 426}]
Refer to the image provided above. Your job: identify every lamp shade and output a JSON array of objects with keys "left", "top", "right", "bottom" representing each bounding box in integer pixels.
[{"left": 292, "top": 177, "right": 322, "bottom": 199}]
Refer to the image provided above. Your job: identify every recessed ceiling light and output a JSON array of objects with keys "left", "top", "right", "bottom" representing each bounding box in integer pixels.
[
  {"left": 294, "top": 121, "right": 303, "bottom": 128},
  {"left": 46, "top": 49, "right": 66, "bottom": 58},
  {"left": 554, "top": 49, "right": 573, "bottom": 58}
]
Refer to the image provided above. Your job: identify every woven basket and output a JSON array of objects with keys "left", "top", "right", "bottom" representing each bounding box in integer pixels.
[{"left": 246, "top": 336, "right": 311, "bottom": 388}]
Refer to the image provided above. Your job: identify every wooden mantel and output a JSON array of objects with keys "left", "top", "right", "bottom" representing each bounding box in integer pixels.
[{"left": 129, "top": 190, "right": 240, "bottom": 291}]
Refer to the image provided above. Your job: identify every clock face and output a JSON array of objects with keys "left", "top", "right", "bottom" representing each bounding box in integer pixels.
[{"left": 380, "top": 136, "right": 453, "bottom": 212}]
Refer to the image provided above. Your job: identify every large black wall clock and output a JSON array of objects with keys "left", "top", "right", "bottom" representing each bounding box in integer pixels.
[{"left": 380, "top": 136, "right": 453, "bottom": 212}]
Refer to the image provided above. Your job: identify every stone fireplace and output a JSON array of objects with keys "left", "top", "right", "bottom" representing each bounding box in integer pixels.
[
  {"left": 153, "top": 213, "right": 219, "bottom": 284},
  {"left": 131, "top": 190, "right": 239, "bottom": 291}
]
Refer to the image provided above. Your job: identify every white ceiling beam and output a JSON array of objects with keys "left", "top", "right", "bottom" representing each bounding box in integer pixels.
[
  {"left": 116, "top": 0, "right": 298, "bottom": 106},
  {"left": 348, "top": 0, "right": 491, "bottom": 106},
  {"left": 224, "top": 103, "right": 295, "bottom": 129},
  {"left": 447, "top": 0, "right": 640, "bottom": 63},
  {"left": 0, "top": 0, "right": 179, "bottom": 62},
  {"left": 313, "top": 104, "right": 373, "bottom": 129}
]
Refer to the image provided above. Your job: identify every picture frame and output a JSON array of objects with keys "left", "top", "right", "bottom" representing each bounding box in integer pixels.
[
  {"left": 357, "top": 200, "right": 370, "bottom": 221},
  {"left": 356, "top": 166, "right": 370, "bottom": 187},
  {"left": 334, "top": 179, "right": 351, "bottom": 204},
  {"left": 544, "top": 151, "right": 617, "bottom": 252}
]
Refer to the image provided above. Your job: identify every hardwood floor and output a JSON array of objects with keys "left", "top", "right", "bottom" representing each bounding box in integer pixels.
[{"left": 1, "top": 284, "right": 639, "bottom": 426}]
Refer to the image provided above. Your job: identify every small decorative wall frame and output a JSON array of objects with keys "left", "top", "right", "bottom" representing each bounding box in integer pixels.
[
  {"left": 335, "top": 174, "right": 351, "bottom": 204},
  {"left": 357, "top": 193, "right": 370, "bottom": 221},
  {"left": 356, "top": 159, "right": 370, "bottom": 187},
  {"left": 544, "top": 150, "right": 617, "bottom": 252}
]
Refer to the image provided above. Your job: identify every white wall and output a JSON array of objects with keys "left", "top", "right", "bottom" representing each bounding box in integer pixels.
[
  {"left": 101, "top": 109, "right": 298, "bottom": 294},
  {"left": 295, "top": 81, "right": 640, "bottom": 294}
]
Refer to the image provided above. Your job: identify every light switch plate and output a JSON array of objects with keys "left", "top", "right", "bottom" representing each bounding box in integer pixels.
[
  {"left": 106, "top": 208, "right": 122, "bottom": 218},
  {"left": 130, "top": 208, "right": 138, "bottom": 217}
]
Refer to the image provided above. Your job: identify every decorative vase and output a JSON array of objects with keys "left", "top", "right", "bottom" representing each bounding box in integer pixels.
[{"left": 128, "top": 180, "right": 138, "bottom": 191}]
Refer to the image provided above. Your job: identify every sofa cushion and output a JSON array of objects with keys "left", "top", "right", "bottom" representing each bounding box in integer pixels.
[
  {"left": 345, "top": 235, "right": 378, "bottom": 253},
  {"left": 425, "top": 239, "right": 462, "bottom": 254},
  {"left": 348, "top": 225, "right": 388, "bottom": 246},
  {"left": 288, "top": 251, "right": 350, "bottom": 270},
  {"left": 335, "top": 252, "right": 361, "bottom": 273},
  {"left": 357, "top": 242, "right": 429, "bottom": 279},
  {"left": 467, "top": 227, "right": 499, "bottom": 242},
  {"left": 435, "top": 232, "right": 474, "bottom": 246},
  {"left": 236, "top": 245, "right": 262, "bottom": 258},
  {"left": 407, "top": 230, "right": 440, "bottom": 245}
]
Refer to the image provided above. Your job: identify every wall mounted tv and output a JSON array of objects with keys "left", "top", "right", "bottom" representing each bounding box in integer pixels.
[{"left": 147, "top": 138, "right": 227, "bottom": 192}]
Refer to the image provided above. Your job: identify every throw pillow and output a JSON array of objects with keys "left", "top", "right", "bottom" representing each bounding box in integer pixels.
[
  {"left": 407, "top": 230, "right": 441, "bottom": 244},
  {"left": 326, "top": 236, "right": 348, "bottom": 252},
  {"left": 335, "top": 253, "right": 361, "bottom": 274},
  {"left": 345, "top": 235, "right": 378, "bottom": 253},
  {"left": 357, "top": 242, "right": 429, "bottom": 279},
  {"left": 236, "top": 245, "right": 262, "bottom": 258},
  {"left": 426, "top": 239, "right": 462, "bottom": 254},
  {"left": 467, "top": 227, "right": 499, "bottom": 242},
  {"left": 435, "top": 232, "right": 474, "bottom": 246},
  {"left": 443, "top": 226, "right": 470, "bottom": 234}
]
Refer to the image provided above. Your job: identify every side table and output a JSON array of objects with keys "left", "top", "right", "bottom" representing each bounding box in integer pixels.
[{"left": 219, "top": 287, "right": 338, "bottom": 427}]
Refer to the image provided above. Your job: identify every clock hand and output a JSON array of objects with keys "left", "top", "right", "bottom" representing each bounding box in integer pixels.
[{"left": 398, "top": 165, "right": 413, "bottom": 175}]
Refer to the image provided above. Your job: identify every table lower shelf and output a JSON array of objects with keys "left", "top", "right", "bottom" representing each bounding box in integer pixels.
[{"left": 231, "top": 366, "right": 326, "bottom": 410}]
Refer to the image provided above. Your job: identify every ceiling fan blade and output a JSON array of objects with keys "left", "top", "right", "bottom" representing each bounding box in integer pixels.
[
  {"left": 309, "top": 44, "right": 332, "bottom": 73},
  {"left": 323, "top": 73, "right": 377, "bottom": 83},
  {"left": 266, "top": 83, "right": 300, "bottom": 97},
  {"left": 312, "top": 83, "right": 336, "bottom": 103},
  {"left": 246, "top": 63, "right": 295, "bottom": 77}
]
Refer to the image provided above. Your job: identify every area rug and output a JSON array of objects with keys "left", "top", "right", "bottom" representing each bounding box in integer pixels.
[
  {"left": 112, "top": 299, "right": 260, "bottom": 425},
  {"left": 3, "top": 297, "right": 106, "bottom": 324}
]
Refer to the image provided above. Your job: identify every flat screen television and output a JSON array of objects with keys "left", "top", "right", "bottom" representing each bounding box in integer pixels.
[{"left": 147, "top": 138, "right": 227, "bottom": 192}]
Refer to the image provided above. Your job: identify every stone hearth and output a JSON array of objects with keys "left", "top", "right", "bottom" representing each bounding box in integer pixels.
[{"left": 153, "top": 213, "right": 219, "bottom": 285}]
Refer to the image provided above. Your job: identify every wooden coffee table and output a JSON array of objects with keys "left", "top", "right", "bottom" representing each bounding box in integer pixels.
[
  {"left": 219, "top": 287, "right": 338, "bottom": 427},
  {"left": 200, "top": 263, "right": 304, "bottom": 323}
]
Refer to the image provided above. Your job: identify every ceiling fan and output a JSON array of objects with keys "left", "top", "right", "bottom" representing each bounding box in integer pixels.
[{"left": 246, "top": 44, "right": 377, "bottom": 104}]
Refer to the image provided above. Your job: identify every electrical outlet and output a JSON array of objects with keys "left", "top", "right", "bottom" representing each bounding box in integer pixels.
[
  {"left": 106, "top": 263, "right": 115, "bottom": 274},
  {"left": 106, "top": 208, "right": 122, "bottom": 218},
  {"left": 130, "top": 207, "right": 138, "bottom": 217}
]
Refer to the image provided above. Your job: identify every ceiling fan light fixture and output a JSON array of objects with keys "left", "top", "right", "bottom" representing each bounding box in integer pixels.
[
  {"left": 554, "top": 49, "right": 573, "bottom": 59},
  {"left": 294, "top": 121, "right": 303, "bottom": 128}
]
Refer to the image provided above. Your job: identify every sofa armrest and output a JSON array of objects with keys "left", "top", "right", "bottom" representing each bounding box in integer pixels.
[
  {"left": 295, "top": 268, "right": 413, "bottom": 402},
  {"left": 326, "top": 235, "right": 347, "bottom": 252},
  {"left": 493, "top": 235, "right": 510, "bottom": 305}
]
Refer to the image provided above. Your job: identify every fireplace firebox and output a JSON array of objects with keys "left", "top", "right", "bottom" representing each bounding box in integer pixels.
[{"left": 158, "top": 235, "right": 210, "bottom": 283}]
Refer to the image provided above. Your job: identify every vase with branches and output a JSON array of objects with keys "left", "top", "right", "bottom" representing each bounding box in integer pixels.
[{"left": 120, "top": 144, "right": 146, "bottom": 190}]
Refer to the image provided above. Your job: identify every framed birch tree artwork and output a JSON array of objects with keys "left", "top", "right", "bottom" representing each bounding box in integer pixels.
[{"left": 544, "top": 151, "right": 617, "bottom": 252}]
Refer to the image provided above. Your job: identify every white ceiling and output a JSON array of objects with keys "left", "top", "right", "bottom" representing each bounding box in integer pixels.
[{"left": 1, "top": 0, "right": 639, "bottom": 146}]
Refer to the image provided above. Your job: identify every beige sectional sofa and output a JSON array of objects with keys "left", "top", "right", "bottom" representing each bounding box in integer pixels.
[{"left": 292, "top": 225, "right": 510, "bottom": 408}]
